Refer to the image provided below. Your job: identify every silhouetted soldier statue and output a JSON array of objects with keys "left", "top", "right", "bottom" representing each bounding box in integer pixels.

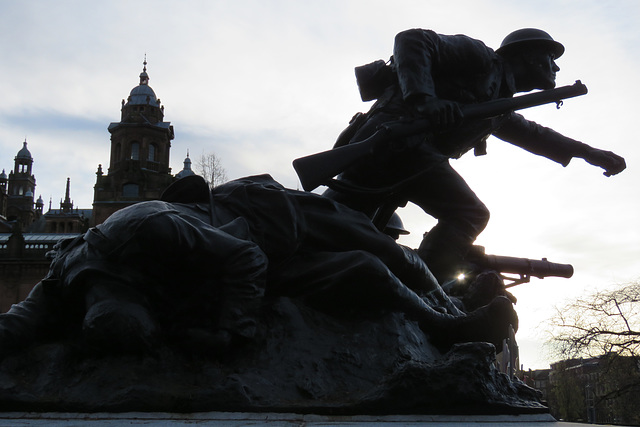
[{"left": 324, "top": 28, "right": 626, "bottom": 283}]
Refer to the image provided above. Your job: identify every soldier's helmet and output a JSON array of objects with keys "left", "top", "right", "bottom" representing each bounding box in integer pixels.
[
  {"left": 496, "top": 28, "right": 565, "bottom": 59},
  {"left": 384, "top": 213, "right": 410, "bottom": 240}
]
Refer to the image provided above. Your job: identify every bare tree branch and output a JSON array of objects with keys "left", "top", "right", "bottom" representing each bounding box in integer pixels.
[
  {"left": 615, "top": 299, "right": 633, "bottom": 333},
  {"left": 547, "top": 282, "right": 640, "bottom": 359},
  {"left": 195, "top": 151, "right": 228, "bottom": 188}
]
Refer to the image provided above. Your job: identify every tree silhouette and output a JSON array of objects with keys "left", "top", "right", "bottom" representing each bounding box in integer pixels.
[
  {"left": 549, "top": 282, "right": 640, "bottom": 359},
  {"left": 196, "top": 151, "right": 228, "bottom": 188},
  {"left": 547, "top": 282, "right": 640, "bottom": 424}
]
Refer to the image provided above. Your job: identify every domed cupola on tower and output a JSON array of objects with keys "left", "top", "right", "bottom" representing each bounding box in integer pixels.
[
  {"left": 15, "top": 140, "right": 33, "bottom": 175},
  {"left": 93, "top": 58, "right": 176, "bottom": 226},
  {"left": 120, "top": 59, "right": 165, "bottom": 125},
  {"left": 175, "top": 151, "right": 196, "bottom": 179}
]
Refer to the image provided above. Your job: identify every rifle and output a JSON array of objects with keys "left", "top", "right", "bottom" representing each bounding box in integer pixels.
[
  {"left": 293, "top": 80, "right": 588, "bottom": 192},
  {"left": 464, "top": 245, "right": 574, "bottom": 288}
]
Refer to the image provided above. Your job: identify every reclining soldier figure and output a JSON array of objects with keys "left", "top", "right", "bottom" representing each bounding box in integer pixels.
[{"left": 0, "top": 175, "right": 517, "bottom": 356}]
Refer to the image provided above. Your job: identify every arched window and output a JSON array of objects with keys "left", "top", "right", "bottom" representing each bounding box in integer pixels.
[
  {"left": 130, "top": 142, "right": 140, "bottom": 160},
  {"left": 148, "top": 144, "right": 157, "bottom": 161}
]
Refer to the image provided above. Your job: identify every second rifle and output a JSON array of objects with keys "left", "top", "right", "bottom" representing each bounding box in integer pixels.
[{"left": 293, "top": 80, "right": 588, "bottom": 192}]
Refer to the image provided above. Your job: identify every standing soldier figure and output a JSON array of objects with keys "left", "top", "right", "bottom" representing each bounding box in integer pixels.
[{"left": 325, "top": 28, "right": 626, "bottom": 283}]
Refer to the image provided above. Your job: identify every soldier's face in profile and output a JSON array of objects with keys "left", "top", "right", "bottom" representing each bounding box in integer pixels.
[{"left": 524, "top": 48, "right": 560, "bottom": 90}]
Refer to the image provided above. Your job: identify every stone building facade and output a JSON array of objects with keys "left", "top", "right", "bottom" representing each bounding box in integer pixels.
[{"left": 1, "top": 60, "right": 190, "bottom": 312}]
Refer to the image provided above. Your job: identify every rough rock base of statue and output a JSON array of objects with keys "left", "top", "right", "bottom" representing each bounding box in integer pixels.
[{"left": 0, "top": 296, "right": 544, "bottom": 414}]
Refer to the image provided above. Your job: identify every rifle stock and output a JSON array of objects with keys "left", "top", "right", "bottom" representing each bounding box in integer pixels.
[
  {"left": 293, "top": 131, "right": 378, "bottom": 193},
  {"left": 294, "top": 81, "right": 588, "bottom": 191},
  {"left": 293, "top": 119, "right": 428, "bottom": 192}
]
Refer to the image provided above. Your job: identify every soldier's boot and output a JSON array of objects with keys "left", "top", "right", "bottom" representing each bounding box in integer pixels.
[
  {"left": 379, "top": 265, "right": 517, "bottom": 350},
  {"left": 419, "top": 295, "right": 518, "bottom": 350}
]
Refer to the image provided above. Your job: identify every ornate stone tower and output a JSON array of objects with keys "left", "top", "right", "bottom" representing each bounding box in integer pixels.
[
  {"left": 6, "top": 140, "right": 37, "bottom": 227},
  {"left": 92, "top": 60, "right": 175, "bottom": 225}
]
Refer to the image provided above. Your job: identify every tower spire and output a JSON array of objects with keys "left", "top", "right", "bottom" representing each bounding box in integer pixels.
[
  {"left": 61, "top": 177, "right": 73, "bottom": 213},
  {"left": 65, "top": 177, "right": 71, "bottom": 202},
  {"left": 139, "top": 54, "right": 149, "bottom": 85}
]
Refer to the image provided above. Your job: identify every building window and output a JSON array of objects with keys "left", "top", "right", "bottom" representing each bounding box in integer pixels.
[
  {"left": 122, "top": 183, "right": 139, "bottom": 197},
  {"left": 130, "top": 142, "right": 140, "bottom": 160},
  {"left": 115, "top": 143, "right": 122, "bottom": 161},
  {"left": 148, "top": 144, "right": 157, "bottom": 161}
]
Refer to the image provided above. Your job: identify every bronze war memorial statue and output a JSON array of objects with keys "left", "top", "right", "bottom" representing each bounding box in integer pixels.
[
  {"left": 295, "top": 28, "right": 625, "bottom": 284},
  {"left": 0, "top": 28, "right": 626, "bottom": 415}
]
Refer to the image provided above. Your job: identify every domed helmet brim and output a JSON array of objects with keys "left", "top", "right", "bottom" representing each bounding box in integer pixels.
[{"left": 496, "top": 28, "right": 565, "bottom": 59}]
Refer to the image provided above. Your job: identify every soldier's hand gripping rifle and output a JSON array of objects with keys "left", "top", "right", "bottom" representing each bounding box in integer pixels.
[{"left": 293, "top": 81, "right": 588, "bottom": 192}]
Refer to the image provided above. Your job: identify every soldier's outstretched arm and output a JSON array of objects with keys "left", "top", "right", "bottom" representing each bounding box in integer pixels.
[{"left": 494, "top": 113, "right": 626, "bottom": 176}]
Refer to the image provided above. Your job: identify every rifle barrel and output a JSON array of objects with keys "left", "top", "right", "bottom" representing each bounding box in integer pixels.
[
  {"left": 462, "top": 80, "right": 588, "bottom": 119},
  {"left": 484, "top": 254, "right": 574, "bottom": 279}
]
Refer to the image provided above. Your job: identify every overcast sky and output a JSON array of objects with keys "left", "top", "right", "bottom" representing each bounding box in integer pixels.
[{"left": 1, "top": 0, "right": 639, "bottom": 369}]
